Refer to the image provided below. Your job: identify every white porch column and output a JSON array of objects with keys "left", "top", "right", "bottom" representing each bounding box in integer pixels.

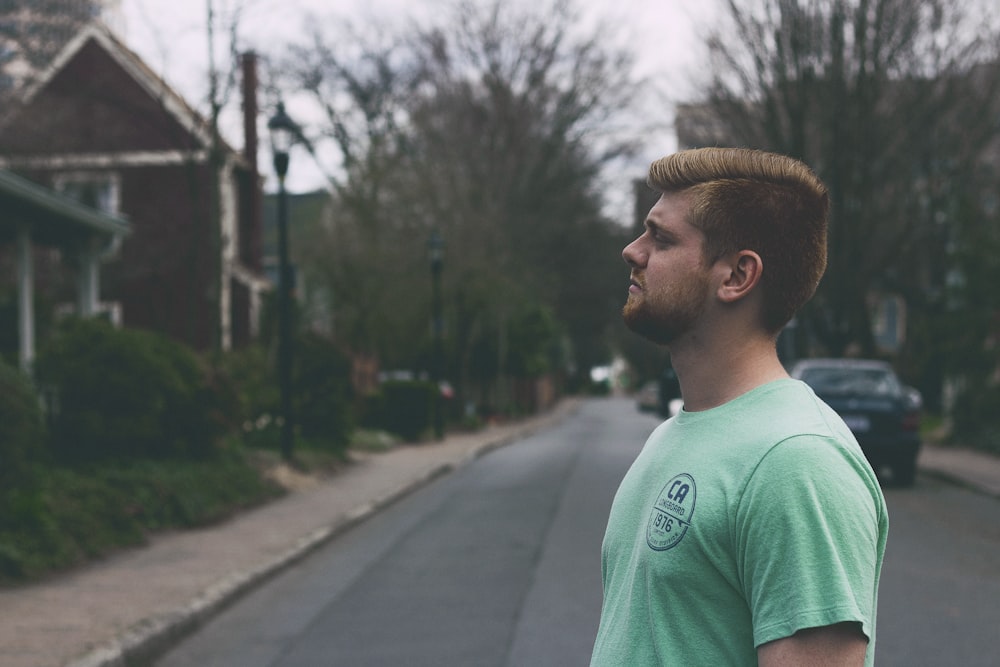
[
  {"left": 77, "top": 237, "right": 100, "bottom": 317},
  {"left": 16, "top": 226, "right": 34, "bottom": 372},
  {"left": 249, "top": 283, "right": 262, "bottom": 338},
  {"left": 219, "top": 155, "right": 237, "bottom": 351}
]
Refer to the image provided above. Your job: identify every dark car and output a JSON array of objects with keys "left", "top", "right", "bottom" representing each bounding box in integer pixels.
[
  {"left": 636, "top": 368, "right": 683, "bottom": 418},
  {"left": 789, "top": 358, "right": 922, "bottom": 486},
  {"left": 636, "top": 380, "right": 661, "bottom": 414}
]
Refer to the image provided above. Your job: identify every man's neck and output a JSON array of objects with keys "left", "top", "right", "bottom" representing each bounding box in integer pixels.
[{"left": 670, "top": 333, "right": 789, "bottom": 412}]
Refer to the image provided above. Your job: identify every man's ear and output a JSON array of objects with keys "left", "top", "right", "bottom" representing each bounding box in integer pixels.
[{"left": 716, "top": 250, "right": 763, "bottom": 304}]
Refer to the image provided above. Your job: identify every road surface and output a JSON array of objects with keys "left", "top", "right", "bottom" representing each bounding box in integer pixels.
[{"left": 155, "top": 397, "right": 1000, "bottom": 666}]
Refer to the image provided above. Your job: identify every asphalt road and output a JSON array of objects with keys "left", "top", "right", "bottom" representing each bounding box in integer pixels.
[
  {"left": 876, "top": 475, "right": 1000, "bottom": 666},
  {"left": 155, "top": 397, "right": 1000, "bottom": 666},
  {"left": 155, "top": 399, "right": 654, "bottom": 667}
]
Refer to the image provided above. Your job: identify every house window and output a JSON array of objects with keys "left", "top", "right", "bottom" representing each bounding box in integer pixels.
[{"left": 53, "top": 171, "right": 121, "bottom": 215}]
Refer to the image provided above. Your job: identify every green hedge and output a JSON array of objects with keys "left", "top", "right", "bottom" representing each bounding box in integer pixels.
[
  {"left": 0, "top": 455, "right": 283, "bottom": 583},
  {"left": 295, "top": 333, "right": 354, "bottom": 449},
  {"left": 210, "top": 344, "right": 279, "bottom": 446},
  {"left": 33, "top": 318, "right": 228, "bottom": 463},
  {"left": 212, "top": 335, "right": 355, "bottom": 453},
  {"left": 0, "top": 360, "right": 47, "bottom": 552},
  {"left": 0, "top": 360, "right": 44, "bottom": 489},
  {"left": 376, "top": 380, "right": 437, "bottom": 442}
]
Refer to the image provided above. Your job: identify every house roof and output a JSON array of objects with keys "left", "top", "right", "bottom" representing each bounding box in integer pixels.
[
  {"left": 0, "top": 168, "right": 130, "bottom": 246},
  {"left": 0, "top": 21, "right": 250, "bottom": 163},
  {"left": 19, "top": 22, "right": 215, "bottom": 148}
]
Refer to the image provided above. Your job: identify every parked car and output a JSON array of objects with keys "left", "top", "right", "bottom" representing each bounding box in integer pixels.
[
  {"left": 636, "top": 367, "right": 683, "bottom": 418},
  {"left": 789, "top": 358, "right": 922, "bottom": 487},
  {"left": 636, "top": 381, "right": 661, "bottom": 414}
]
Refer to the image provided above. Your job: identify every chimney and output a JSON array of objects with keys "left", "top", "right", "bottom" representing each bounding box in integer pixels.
[
  {"left": 241, "top": 51, "right": 263, "bottom": 272},
  {"left": 241, "top": 51, "right": 259, "bottom": 169}
]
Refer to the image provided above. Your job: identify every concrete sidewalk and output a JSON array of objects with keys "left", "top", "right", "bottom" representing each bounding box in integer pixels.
[
  {"left": 0, "top": 400, "right": 997, "bottom": 667},
  {"left": 918, "top": 442, "right": 1000, "bottom": 499}
]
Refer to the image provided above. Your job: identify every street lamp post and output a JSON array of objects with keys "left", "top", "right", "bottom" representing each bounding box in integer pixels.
[
  {"left": 428, "top": 230, "right": 445, "bottom": 440},
  {"left": 268, "top": 102, "right": 299, "bottom": 461}
]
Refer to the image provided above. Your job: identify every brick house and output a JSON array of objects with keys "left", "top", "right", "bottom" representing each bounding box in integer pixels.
[{"left": 0, "top": 22, "right": 267, "bottom": 352}]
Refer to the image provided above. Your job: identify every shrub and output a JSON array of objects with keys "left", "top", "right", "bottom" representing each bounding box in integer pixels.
[
  {"left": 0, "top": 360, "right": 48, "bottom": 555},
  {"left": 950, "top": 383, "right": 1000, "bottom": 455},
  {"left": 295, "top": 333, "right": 355, "bottom": 450},
  {"left": 212, "top": 336, "right": 355, "bottom": 453},
  {"left": 0, "top": 454, "right": 284, "bottom": 583},
  {"left": 211, "top": 345, "right": 278, "bottom": 427},
  {"left": 33, "top": 318, "right": 225, "bottom": 463},
  {"left": 0, "top": 360, "right": 45, "bottom": 491},
  {"left": 358, "top": 390, "right": 385, "bottom": 430},
  {"left": 377, "top": 380, "right": 437, "bottom": 441}
]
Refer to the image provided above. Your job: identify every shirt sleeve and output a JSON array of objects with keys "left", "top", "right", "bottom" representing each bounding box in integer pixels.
[{"left": 734, "top": 434, "right": 885, "bottom": 648}]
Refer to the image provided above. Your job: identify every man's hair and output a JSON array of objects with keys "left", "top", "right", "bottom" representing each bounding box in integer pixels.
[{"left": 647, "top": 147, "right": 829, "bottom": 333}]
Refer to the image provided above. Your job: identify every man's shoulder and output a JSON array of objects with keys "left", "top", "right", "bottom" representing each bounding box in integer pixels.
[
  {"left": 674, "top": 379, "right": 864, "bottom": 471},
  {"left": 712, "top": 379, "right": 843, "bottom": 438},
  {"left": 751, "top": 378, "right": 849, "bottom": 429}
]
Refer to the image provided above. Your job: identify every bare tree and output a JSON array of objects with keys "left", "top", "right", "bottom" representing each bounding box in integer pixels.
[
  {"left": 279, "top": 17, "right": 419, "bottom": 367},
  {"left": 275, "top": 0, "right": 637, "bottom": 406},
  {"left": 0, "top": 0, "right": 101, "bottom": 101},
  {"left": 403, "top": 0, "right": 636, "bottom": 402},
  {"left": 684, "top": 0, "right": 1000, "bottom": 367}
]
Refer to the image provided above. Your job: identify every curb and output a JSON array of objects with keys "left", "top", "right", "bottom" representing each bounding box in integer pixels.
[
  {"left": 66, "top": 402, "right": 579, "bottom": 667},
  {"left": 66, "top": 463, "right": 455, "bottom": 667},
  {"left": 918, "top": 466, "right": 1000, "bottom": 500},
  {"left": 917, "top": 443, "right": 1000, "bottom": 500}
]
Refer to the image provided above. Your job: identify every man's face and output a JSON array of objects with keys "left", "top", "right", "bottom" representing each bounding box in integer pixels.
[{"left": 622, "top": 192, "right": 712, "bottom": 345}]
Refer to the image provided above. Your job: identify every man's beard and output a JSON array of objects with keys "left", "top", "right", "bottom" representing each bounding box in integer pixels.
[{"left": 622, "top": 276, "right": 707, "bottom": 346}]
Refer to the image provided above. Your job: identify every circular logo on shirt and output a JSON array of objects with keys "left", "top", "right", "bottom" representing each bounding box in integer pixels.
[{"left": 647, "top": 473, "right": 696, "bottom": 551}]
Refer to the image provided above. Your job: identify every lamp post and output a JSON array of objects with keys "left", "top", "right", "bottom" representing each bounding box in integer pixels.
[
  {"left": 268, "top": 101, "right": 298, "bottom": 461},
  {"left": 428, "top": 230, "right": 445, "bottom": 440}
]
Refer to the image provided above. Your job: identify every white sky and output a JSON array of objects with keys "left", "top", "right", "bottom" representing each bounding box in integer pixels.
[{"left": 115, "top": 0, "right": 719, "bottom": 208}]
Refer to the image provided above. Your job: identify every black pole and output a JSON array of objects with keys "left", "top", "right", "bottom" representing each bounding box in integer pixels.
[
  {"left": 276, "top": 169, "right": 294, "bottom": 461},
  {"left": 430, "top": 236, "right": 445, "bottom": 440},
  {"left": 269, "top": 102, "right": 298, "bottom": 462}
]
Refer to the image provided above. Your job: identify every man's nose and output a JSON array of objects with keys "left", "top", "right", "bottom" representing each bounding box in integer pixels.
[{"left": 623, "top": 238, "right": 645, "bottom": 267}]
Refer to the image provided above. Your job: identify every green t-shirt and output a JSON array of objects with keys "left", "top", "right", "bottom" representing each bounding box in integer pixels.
[{"left": 591, "top": 379, "right": 888, "bottom": 666}]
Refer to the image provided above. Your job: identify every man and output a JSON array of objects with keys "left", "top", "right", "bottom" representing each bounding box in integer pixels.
[{"left": 591, "top": 148, "right": 888, "bottom": 666}]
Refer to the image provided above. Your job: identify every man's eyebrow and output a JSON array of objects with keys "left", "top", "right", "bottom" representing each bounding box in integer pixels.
[{"left": 646, "top": 219, "right": 676, "bottom": 239}]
